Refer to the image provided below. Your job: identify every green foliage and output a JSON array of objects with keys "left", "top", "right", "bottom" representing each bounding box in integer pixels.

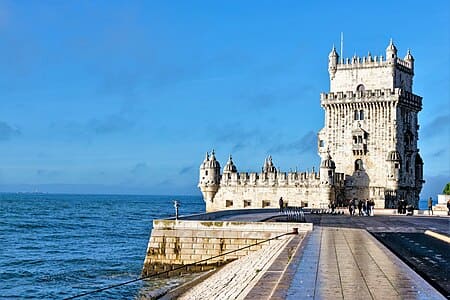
[{"left": 443, "top": 183, "right": 450, "bottom": 195}]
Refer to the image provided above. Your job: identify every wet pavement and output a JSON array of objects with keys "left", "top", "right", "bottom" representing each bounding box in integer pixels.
[
  {"left": 284, "top": 227, "right": 445, "bottom": 299},
  {"left": 372, "top": 232, "right": 450, "bottom": 297},
  {"left": 202, "top": 211, "right": 449, "bottom": 299}
]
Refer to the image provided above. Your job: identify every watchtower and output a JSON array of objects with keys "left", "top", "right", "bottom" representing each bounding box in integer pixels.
[{"left": 318, "top": 40, "right": 424, "bottom": 208}]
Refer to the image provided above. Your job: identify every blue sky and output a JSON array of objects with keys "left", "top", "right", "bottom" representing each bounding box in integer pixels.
[{"left": 0, "top": 0, "right": 448, "bottom": 196}]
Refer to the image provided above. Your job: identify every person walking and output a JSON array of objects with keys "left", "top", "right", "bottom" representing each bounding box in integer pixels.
[
  {"left": 279, "top": 197, "right": 284, "bottom": 213},
  {"left": 447, "top": 199, "right": 450, "bottom": 216},
  {"left": 427, "top": 197, "right": 433, "bottom": 215},
  {"left": 357, "top": 200, "right": 363, "bottom": 216}
]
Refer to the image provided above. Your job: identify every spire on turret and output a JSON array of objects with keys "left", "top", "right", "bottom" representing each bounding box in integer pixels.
[
  {"left": 328, "top": 45, "right": 339, "bottom": 78},
  {"left": 262, "top": 155, "right": 276, "bottom": 173},
  {"left": 386, "top": 38, "right": 398, "bottom": 62},
  {"left": 224, "top": 154, "right": 237, "bottom": 173},
  {"left": 404, "top": 49, "right": 414, "bottom": 61}
]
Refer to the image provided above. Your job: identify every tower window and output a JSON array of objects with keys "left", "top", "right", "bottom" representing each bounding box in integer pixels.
[
  {"left": 355, "top": 159, "right": 364, "bottom": 171},
  {"left": 359, "top": 110, "right": 364, "bottom": 120},
  {"left": 356, "top": 84, "right": 365, "bottom": 92},
  {"left": 205, "top": 170, "right": 208, "bottom": 175},
  {"left": 319, "top": 140, "right": 325, "bottom": 147},
  {"left": 354, "top": 110, "right": 359, "bottom": 120}
]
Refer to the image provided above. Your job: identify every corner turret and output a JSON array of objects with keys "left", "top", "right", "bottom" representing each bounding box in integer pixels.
[
  {"left": 320, "top": 150, "right": 336, "bottom": 185},
  {"left": 404, "top": 49, "right": 414, "bottom": 72},
  {"left": 386, "top": 39, "right": 398, "bottom": 63},
  {"left": 328, "top": 45, "right": 339, "bottom": 79},
  {"left": 198, "top": 150, "right": 221, "bottom": 204}
]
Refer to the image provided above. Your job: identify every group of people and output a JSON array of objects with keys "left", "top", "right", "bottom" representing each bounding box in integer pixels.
[
  {"left": 397, "top": 198, "right": 410, "bottom": 214},
  {"left": 348, "top": 199, "right": 374, "bottom": 216}
]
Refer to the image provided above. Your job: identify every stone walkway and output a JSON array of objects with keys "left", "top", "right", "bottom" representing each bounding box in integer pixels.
[
  {"left": 177, "top": 235, "right": 291, "bottom": 300},
  {"left": 284, "top": 227, "right": 444, "bottom": 299}
]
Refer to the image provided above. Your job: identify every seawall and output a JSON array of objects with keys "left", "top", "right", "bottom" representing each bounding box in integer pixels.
[{"left": 142, "top": 219, "right": 312, "bottom": 276}]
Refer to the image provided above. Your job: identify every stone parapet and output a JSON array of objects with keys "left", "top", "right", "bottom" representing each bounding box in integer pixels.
[{"left": 142, "top": 220, "right": 312, "bottom": 276}]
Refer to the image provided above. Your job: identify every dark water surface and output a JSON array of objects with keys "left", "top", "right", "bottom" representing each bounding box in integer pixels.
[{"left": 0, "top": 193, "right": 204, "bottom": 299}]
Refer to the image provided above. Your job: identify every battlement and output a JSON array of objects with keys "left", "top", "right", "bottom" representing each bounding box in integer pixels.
[
  {"left": 334, "top": 56, "right": 413, "bottom": 73},
  {"left": 220, "top": 170, "right": 321, "bottom": 187},
  {"left": 320, "top": 88, "right": 422, "bottom": 109}
]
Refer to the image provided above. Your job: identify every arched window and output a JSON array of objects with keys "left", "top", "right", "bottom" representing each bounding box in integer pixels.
[
  {"left": 354, "top": 110, "right": 359, "bottom": 120},
  {"left": 359, "top": 110, "right": 364, "bottom": 120},
  {"left": 356, "top": 84, "right": 365, "bottom": 92},
  {"left": 355, "top": 159, "right": 364, "bottom": 171}
]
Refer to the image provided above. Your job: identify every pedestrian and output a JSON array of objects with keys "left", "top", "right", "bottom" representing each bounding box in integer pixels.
[
  {"left": 427, "top": 197, "right": 433, "bottom": 216},
  {"left": 369, "top": 200, "right": 375, "bottom": 216},
  {"left": 447, "top": 199, "right": 450, "bottom": 216},
  {"left": 365, "top": 199, "right": 369, "bottom": 215},
  {"left": 348, "top": 200, "right": 353, "bottom": 216},
  {"left": 397, "top": 200, "right": 402, "bottom": 214},
  {"left": 358, "top": 200, "right": 363, "bottom": 216},
  {"left": 279, "top": 197, "right": 284, "bottom": 213}
]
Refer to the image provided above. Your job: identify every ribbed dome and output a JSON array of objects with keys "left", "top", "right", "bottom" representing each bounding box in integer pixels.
[
  {"left": 321, "top": 153, "right": 336, "bottom": 169},
  {"left": 224, "top": 155, "right": 237, "bottom": 173},
  {"left": 206, "top": 150, "right": 221, "bottom": 169},
  {"left": 387, "top": 150, "right": 401, "bottom": 161}
]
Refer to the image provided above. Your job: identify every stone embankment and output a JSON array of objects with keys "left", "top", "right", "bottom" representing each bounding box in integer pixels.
[
  {"left": 177, "top": 235, "right": 291, "bottom": 300},
  {"left": 142, "top": 219, "right": 311, "bottom": 276}
]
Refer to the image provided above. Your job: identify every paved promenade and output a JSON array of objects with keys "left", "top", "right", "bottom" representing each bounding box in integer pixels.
[
  {"left": 284, "top": 227, "right": 444, "bottom": 299},
  {"left": 166, "top": 211, "right": 449, "bottom": 299}
]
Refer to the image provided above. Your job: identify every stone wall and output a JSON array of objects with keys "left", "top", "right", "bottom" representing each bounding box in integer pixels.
[
  {"left": 142, "top": 220, "right": 312, "bottom": 276},
  {"left": 207, "top": 185, "right": 326, "bottom": 212}
]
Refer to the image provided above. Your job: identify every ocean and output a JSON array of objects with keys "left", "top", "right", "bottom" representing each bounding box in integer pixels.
[{"left": 0, "top": 193, "right": 205, "bottom": 299}]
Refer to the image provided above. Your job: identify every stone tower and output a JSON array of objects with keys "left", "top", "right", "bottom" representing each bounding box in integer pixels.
[{"left": 318, "top": 40, "right": 424, "bottom": 208}]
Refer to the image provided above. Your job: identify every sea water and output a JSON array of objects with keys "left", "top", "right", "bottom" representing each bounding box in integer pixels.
[{"left": 0, "top": 193, "right": 204, "bottom": 299}]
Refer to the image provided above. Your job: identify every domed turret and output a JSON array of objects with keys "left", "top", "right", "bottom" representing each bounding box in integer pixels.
[
  {"left": 386, "top": 39, "right": 398, "bottom": 62},
  {"left": 198, "top": 150, "right": 221, "bottom": 204},
  {"left": 321, "top": 152, "right": 336, "bottom": 169},
  {"left": 404, "top": 49, "right": 414, "bottom": 70},
  {"left": 386, "top": 150, "right": 401, "bottom": 182},
  {"left": 206, "top": 150, "right": 221, "bottom": 169},
  {"left": 328, "top": 45, "right": 339, "bottom": 78},
  {"left": 320, "top": 151, "right": 335, "bottom": 185},
  {"left": 223, "top": 155, "right": 237, "bottom": 173}
]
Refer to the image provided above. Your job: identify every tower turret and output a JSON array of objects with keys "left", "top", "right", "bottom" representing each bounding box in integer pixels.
[
  {"left": 404, "top": 49, "right": 414, "bottom": 72},
  {"left": 320, "top": 150, "right": 336, "bottom": 205},
  {"left": 386, "top": 39, "right": 398, "bottom": 63},
  {"left": 320, "top": 150, "right": 336, "bottom": 185},
  {"left": 386, "top": 150, "right": 401, "bottom": 188},
  {"left": 198, "top": 150, "right": 221, "bottom": 204},
  {"left": 328, "top": 45, "right": 339, "bottom": 79}
]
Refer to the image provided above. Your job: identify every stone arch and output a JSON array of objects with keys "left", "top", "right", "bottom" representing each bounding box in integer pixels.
[
  {"left": 356, "top": 84, "right": 365, "bottom": 92},
  {"left": 355, "top": 159, "right": 364, "bottom": 171}
]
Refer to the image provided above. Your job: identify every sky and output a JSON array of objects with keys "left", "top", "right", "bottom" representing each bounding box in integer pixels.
[{"left": 0, "top": 0, "right": 449, "bottom": 197}]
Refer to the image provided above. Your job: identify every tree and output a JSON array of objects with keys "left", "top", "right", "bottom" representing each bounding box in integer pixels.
[{"left": 443, "top": 183, "right": 450, "bottom": 195}]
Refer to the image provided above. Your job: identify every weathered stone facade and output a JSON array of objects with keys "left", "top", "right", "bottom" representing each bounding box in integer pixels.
[{"left": 199, "top": 40, "right": 424, "bottom": 211}]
